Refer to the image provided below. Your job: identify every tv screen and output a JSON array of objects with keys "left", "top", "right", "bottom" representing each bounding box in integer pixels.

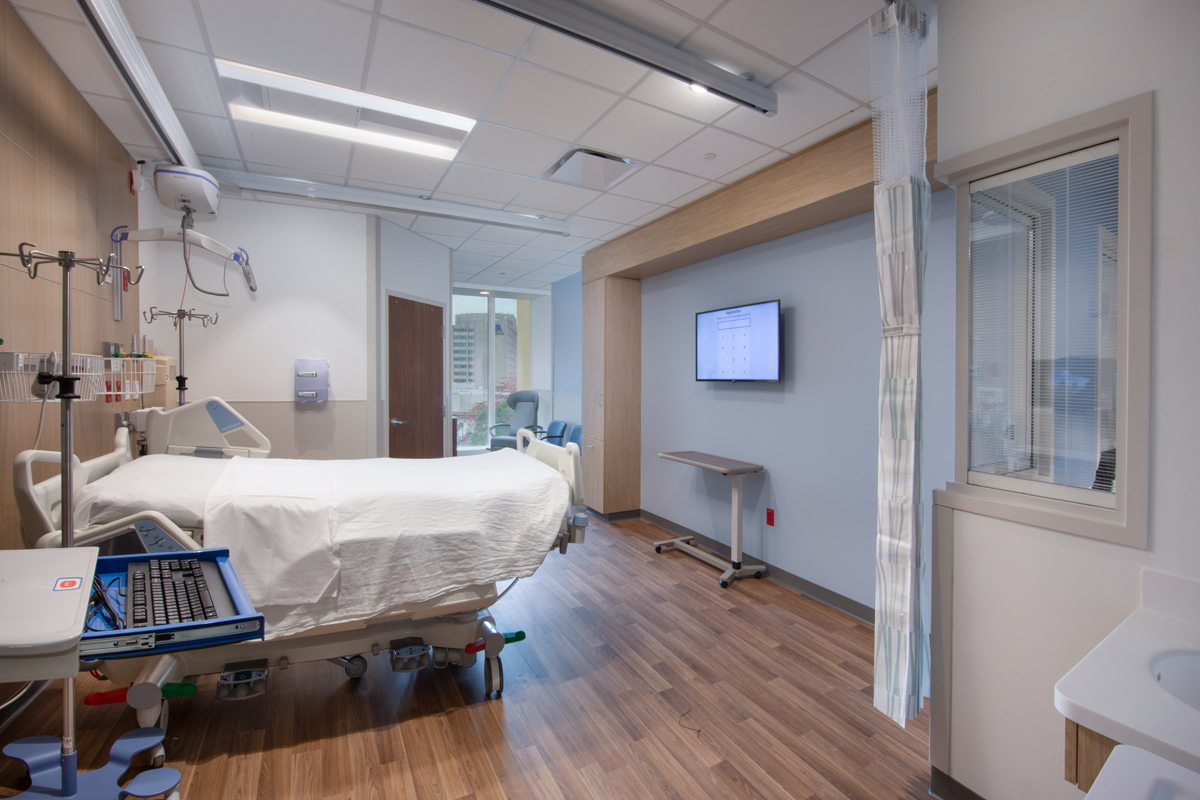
[{"left": 695, "top": 299, "right": 781, "bottom": 382}]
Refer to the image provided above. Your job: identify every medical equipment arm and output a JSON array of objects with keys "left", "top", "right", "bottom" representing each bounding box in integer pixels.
[{"left": 112, "top": 226, "right": 255, "bottom": 292}]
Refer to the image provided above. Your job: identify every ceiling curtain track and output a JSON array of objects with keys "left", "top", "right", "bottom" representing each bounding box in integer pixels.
[{"left": 869, "top": 0, "right": 931, "bottom": 728}]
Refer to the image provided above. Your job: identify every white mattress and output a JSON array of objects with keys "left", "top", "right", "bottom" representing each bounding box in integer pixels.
[
  {"left": 73, "top": 450, "right": 571, "bottom": 639},
  {"left": 73, "top": 454, "right": 227, "bottom": 530}
]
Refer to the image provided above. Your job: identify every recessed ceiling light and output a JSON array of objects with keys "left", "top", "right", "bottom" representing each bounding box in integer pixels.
[
  {"left": 480, "top": 291, "right": 490, "bottom": 295},
  {"left": 216, "top": 59, "right": 475, "bottom": 160},
  {"left": 689, "top": 82, "right": 709, "bottom": 95}
]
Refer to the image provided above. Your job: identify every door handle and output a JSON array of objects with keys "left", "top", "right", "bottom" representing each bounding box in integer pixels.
[{"left": 390, "top": 418, "right": 408, "bottom": 427}]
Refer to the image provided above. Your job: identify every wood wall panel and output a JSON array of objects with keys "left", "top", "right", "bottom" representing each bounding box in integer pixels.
[{"left": 1, "top": 0, "right": 140, "bottom": 551}]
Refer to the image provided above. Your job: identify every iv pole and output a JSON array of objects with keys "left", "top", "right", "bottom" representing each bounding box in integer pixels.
[{"left": 143, "top": 308, "right": 217, "bottom": 406}]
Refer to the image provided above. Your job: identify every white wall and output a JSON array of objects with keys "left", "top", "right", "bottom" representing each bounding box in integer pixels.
[
  {"left": 641, "top": 190, "right": 956, "bottom": 609},
  {"left": 138, "top": 193, "right": 370, "bottom": 403},
  {"left": 937, "top": 1, "right": 1200, "bottom": 798},
  {"left": 377, "top": 218, "right": 452, "bottom": 455}
]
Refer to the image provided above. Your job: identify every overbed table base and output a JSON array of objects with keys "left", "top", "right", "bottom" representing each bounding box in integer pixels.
[{"left": 653, "top": 535, "right": 766, "bottom": 588}]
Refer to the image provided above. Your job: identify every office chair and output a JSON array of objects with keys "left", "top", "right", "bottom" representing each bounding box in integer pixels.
[
  {"left": 489, "top": 390, "right": 540, "bottom": 450},
  {"left": 540, "top": 420, "right": 567, "bottom": 446}
]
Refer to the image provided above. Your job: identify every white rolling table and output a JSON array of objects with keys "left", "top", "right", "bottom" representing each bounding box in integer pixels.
[
  {"left": 0, "top": 549, "right": 180, "bottom": 799},
  {"left": 654, "top": 451, "right": 766, "bottom": 588}
]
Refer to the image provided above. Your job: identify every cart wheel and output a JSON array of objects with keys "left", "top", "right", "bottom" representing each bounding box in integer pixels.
[
  {"left": 485, "top": 656, "right": 504, "bottom": 697},
  {"left": 344, "top": 655, "right": 368, "bottom": 679},
  {"left": 719, "top": 579, "right": 730, "bottom": 588},
  {"left": 654, "top": 545, "right": 662, "bottom": 553},
  {"left": 754, "top": 571, "right": 763, "bottom": 579}
]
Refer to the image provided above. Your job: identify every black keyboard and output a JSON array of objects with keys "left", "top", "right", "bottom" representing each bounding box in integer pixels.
[{"left": 126, "top": 558, "right": 219, "bottom": 628}]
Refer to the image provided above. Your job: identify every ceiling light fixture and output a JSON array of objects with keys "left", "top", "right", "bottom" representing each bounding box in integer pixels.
[
  {"left": 215, "top": 60, "right": 475, "bottom": 133},
  {"left": 228, "top": 104, "right": 459, "bottom": 160},
  {"left": 470, "top": 0, "right": 777, "bottom": 116}
]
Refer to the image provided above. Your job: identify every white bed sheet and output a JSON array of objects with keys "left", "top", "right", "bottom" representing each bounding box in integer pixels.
[
  {"left": 73, "top": 450, "right": 570, "bottom": 640},
  {"left": 73, "top": 454, "right": 228, "bottom": 530}
]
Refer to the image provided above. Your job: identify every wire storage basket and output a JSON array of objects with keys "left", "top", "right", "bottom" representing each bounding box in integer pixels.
[
  {"left": 0, "top": 352, "right": 105, "bottom": 403},
  {"left": 102, "top": 356, "right": 157, "bottom": 400}
]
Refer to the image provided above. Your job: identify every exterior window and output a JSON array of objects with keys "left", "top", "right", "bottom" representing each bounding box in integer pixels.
[{"left": 967, "top": 143, "right": 1119, "bottom": 508}]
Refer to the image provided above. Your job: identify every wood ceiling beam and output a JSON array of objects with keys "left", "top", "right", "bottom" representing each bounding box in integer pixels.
[{"left": 582, "top": 90, "right": 940, "bottom": 283}]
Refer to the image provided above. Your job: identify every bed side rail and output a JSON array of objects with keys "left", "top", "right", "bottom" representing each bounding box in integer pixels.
[
  {"left": 146, "top": 396, "right": 271, "bottom": 458},
  {"left": 13, "top": 427, "right": 133, "bottom": 548},
  {"left": 516, "top": 429, "right": 587, "bottom": 551}
]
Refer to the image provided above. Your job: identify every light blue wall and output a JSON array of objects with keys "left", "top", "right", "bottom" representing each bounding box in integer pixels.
[
  {"left": 641, "top": 189, "right": 956, "bottom": 608},
  {"left": 551, "top": 272, "right": 583, "bottom": 427}
]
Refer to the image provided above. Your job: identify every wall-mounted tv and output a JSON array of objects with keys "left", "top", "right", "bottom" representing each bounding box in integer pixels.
[{"left": 695, "top": 299, "right": 782, "bottom": 382}]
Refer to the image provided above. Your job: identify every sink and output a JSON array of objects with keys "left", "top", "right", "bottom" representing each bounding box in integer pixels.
[{"left": 1154, "top": 650, "right": 1200, "bottom": 713}]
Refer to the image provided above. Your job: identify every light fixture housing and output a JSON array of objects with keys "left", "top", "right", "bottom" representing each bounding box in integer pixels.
[{"left": 470, "top": 0, "right": 777, "bottom": 116}]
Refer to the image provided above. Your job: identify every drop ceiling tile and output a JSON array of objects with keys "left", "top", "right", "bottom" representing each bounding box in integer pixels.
[
  {"left": 142, "top": 43, "right": 225, "bottom": 117},
  {"left": 350, "top": 176, "right": 448, "bottom": 198},
  {"left": 715, "top": 71, "right": 862, "bottom": 147},
  {"left": 508, "top": 246, "right": 569, "bottom": 263},
  {"left": 178, "top": 111, "right": 240, "bottom": 161},
  {"left": 522, "top": 29, "right": 649, "bottom": 94},
  {"left": 583, "top": 0, "right": 699, "bottom": 44},
  {"left": 550, "top": 253, "right": 584, "bottom": 268},
  {"left": 510, "top": 181, "right": 602, "bottom": 216},
  {"left": 347, "top": 146, "right": 451, "bottom": 191},
  {"left": 430, "top": 191, "right": 506, "bottom": 210},
  {"left": 678, "top": 28, "right": 791, "bottom": 86},
  {"left": 456, "top": 125, "right": 568, "bottom": 178},
  {"left": 655, "top": 126, "right": 772, "bottom": 180},
  {"left": 478, "top": 265, "right": 528, "bottom": 280},
  {"left": 457, "top": 239, "right": 521, "bottom": 257},
  {"left": 561, "top": 216, "right": 622, "bottom": 240},
  {"left": 528, "top": 233, "right": 594, "bottom": 251},
  {"left": 632, "top": 206, "right": 672, "bottom": 226},
  {"left": 538, "top": 260, "right": 582, "bottom": 276},
  {"left": 454, "top": 269, "right": 482, "bottom": 282},
  {"left": 709, "top": 0, "right": 883, "bottom": 67},
  {"left": 578, "top": 100, "right": 704, "bottom": 163},
  {"left": 436, "top": 164, "right": 531, "bottom": 205},
  {"left": 378, "top": 210, "right": 418, "bottom": 228},
  {"left": 629, "top": 72, "right": 737, "bottom": 123},
  {"left": 243, "top": 161, "right": 349, "bottom": 184},
  {"left": 199, "top": 0, "right": 372, "bottom": 89},
  {"left": 470, "top": 226, "right": 539, "bottom": 245},
  {"left": 485, "top": 64, "right": 619, "bottom": 142},
  {"left": 366, "top": 17, "right": 512, "bottom": 119},
  {"left": 20, "top": 13, "right": 127, "bottom": 98},
  {"left": 662, "top": 0, "right": 725, "bottom": 18},
  {"left": 599, "top": 224, "right": 636, "bottom": 240},
  {"left": 416, "top": 233, "right": 468, "bottom": 249},
  {"left": 199, "top": 156, "right": 245, "bottom": 172},
  {"left": 494, "top": 257, "right": 546, "bottom": 271},
  {"left": 500, "top": 205, "right": 567, "bottom": 223},
  {"left": 453, "top": 251, "right": 501, "bottom": 266},
  {"left": 411, "top": 217, "right": 483, "bottom": 238},
  {"left": 85, "top": 95, "right": 162, "bottom": 151},
  {"left": 781, "top": 109, "right": 868, "bottom": 154},
  {"left": 123, "top": 0, "right": 207, "bottom": 50},
  {"left": 800, "top": 23, "right": 872, "bottom": 105},
  {"left": 668, "top": 180, "right": 723, "bottom": 207},
  {"left": 11, "top": 1, "right": 79, "bottom": 21},
  {"left": 574, "top": 193, "right": 661, "bottom": 224},
  {"left": 718, "top": 150, "right": 788, "bottom": 183},
  {"left": 609, "top": 164, "right": 710, "bottom": 205},
  {"left": 505, "top": 278, "right": 551, "bottom": 289},
  {"left": 379, "top": 0, "right": 534, "bottom": 56}
]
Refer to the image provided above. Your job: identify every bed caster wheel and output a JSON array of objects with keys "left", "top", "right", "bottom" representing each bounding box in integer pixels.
[
  {"left": 754, "top": 571, "right": 763, "bottom": 579},
  {"left": 719, "top": 579, "right": 730, "bottom": 588},
  {"left": 655, "top": 545, "right": 662, "bottom": 553},
  {"left": 485, "top": 656, "right": 504, "bottom": 697},
  {"left": 343, "top": 655, "right": 368, "bottom": 679}
]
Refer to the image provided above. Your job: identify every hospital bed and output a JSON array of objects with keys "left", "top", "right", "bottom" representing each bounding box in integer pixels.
[{"left": 12, "top": 398, "right": 586, "bottom": 762}]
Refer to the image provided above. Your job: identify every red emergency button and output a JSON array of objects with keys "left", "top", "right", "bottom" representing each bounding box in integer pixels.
[{"left": 54, "top": 577, "right": 83, "bottom": 591}]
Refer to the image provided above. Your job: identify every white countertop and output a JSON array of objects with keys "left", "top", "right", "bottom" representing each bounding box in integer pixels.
[
  {"left": 1055, "top": 606, "right": 1200, "bottom": 774},
  {"left": 1085, "top": 746, "right": 1200, "bottom": 800}
]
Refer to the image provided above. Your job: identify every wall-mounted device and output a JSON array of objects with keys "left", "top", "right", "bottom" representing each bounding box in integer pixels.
[
  {"left": 295, "top": 359, "right": 329, "bottom": 403},
  {"left": 696, "top": 299, "right": 782, "bottom": 382},
  {"left": 154, "top": 165, "right": 220, "bottom": 217}
]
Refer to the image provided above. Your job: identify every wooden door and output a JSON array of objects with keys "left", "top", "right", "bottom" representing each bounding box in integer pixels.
[{"left": 387, "top": 295, "right": 444, "bottom": 459}]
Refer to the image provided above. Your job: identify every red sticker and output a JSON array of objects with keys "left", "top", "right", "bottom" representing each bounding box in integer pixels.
[{"left": 54, "top": 577, "right": 83, "bottom": 591}]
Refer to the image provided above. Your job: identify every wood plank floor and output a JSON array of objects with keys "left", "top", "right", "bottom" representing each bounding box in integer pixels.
[{"left": 0, "top": 516, "right": 930, "bottom": 799}]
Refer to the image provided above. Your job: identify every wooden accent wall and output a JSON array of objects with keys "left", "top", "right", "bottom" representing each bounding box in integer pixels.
[
  {"left": 583, "top": 90, "right": 940, "bottom": 283},
  {"left": 1, "top": 0, "right": 142, "bottom": 551}
]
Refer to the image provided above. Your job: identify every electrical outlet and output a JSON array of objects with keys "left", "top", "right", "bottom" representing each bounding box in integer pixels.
[{"left": 766, "top": 508, "right": 775, "bottom": 526}]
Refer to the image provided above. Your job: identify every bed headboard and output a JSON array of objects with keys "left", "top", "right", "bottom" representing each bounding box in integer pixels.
[
  {"left": 13, "top": 427, "right": 134, "bottom": 548},
  {"left": 146, "top": 397, "right": 271, "bottom": 458},
  {"left": 517, "top": 428, "right": 587, "bottom": 548}
]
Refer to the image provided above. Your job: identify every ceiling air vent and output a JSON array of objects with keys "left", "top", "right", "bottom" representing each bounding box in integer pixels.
[{"left": 543, "top": 148, "right": 636, "bottom": 190}]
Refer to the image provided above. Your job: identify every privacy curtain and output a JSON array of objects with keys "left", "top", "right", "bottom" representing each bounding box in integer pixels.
[{"left": 870, "top": 0, "right": 930, "bottom": 727}]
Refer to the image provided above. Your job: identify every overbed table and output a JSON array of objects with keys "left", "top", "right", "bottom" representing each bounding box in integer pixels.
[{"left": 653, "top": 451, "right": 766, "bottom": 588}]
